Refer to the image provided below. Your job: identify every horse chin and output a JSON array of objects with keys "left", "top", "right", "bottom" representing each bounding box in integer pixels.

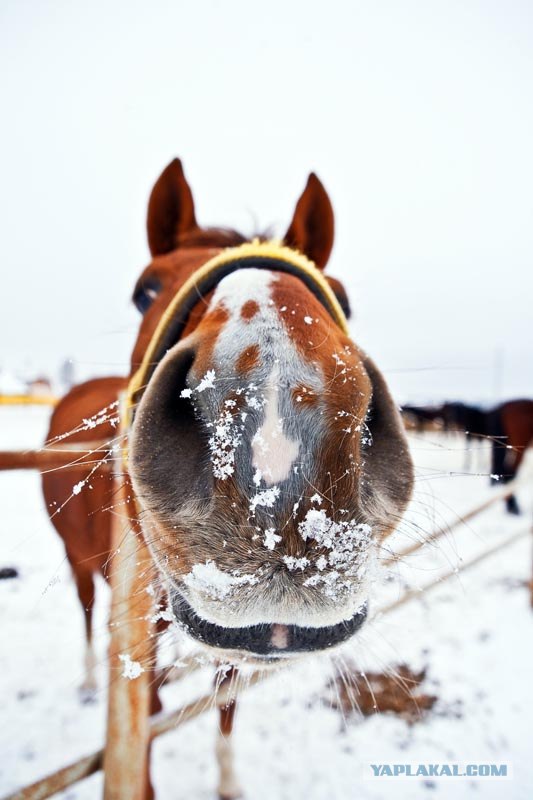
[
  {"left": 194, "top": 642, "right": 303, "bottom": 669},
  {"left": 168, "top": 588, "right": 368, "bottom": 662}
]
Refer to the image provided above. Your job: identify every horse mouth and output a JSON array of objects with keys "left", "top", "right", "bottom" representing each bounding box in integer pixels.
[{"left": 170, "top": 590, "right": 368, "bottom": 658}]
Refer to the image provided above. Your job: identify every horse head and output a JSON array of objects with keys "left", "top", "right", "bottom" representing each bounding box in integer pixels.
[{"left": 127, "top": 158, "right": 414, "bottom": 661}]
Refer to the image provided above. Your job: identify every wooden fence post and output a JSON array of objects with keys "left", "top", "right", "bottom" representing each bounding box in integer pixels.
[{"left": 102, "top": 470, "right": 154, "bottom": 800}]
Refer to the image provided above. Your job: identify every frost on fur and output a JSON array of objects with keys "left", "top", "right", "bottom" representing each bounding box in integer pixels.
[
  {"left": 299, "top": 509, "right": 372, "bottom": 599},
  {"left": 207, "top": 407, "right": 244, "bottom": 480},
  {"left": 119, "top": 654, "right": 144, "bottom": 680},
  {"left": 283, "top": 555, "right": 310, "bottom": 571},
  {"left": 263, "top": 528, "right": 282, "bottom": 550},
  {"left": 249, "top": 485, "right": 280, "bottom": 514},
  {"left": 184, "top": 560, "right": 259, "bottom": 600}
]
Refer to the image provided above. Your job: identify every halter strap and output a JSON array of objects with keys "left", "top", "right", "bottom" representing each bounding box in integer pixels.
[{"left": 126, "top": 240, "right": 349, "bottom": 422}]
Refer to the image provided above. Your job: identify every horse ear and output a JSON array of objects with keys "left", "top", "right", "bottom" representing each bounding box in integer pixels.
[
  {"left": 284, "top": 173, "right": 335, "bottom": 269},
  {"left": 147, "top": 158, "right": 198, "bottom": 256}
]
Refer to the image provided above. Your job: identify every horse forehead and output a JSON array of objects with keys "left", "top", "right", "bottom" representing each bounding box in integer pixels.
[
  {"left": 193, "top": 268, "right": 366, "bottom": 383},
  {"left": 184, "top": 269, "right": 371, "bottom": 502},
  {"left": 203, "top": 269, "right": 311, "bottom": 368},
  {"left": 194, "top": 269, "right": 275, "bottom": 352},
  {"left": 192, "top": 269, "right": 369, "bottom": 414},
  {"left": 212, "top": 267, "right": 276, "bottom": 307},
  {"left": 201, "top": 268, "right": 344, "bottom": 353}
]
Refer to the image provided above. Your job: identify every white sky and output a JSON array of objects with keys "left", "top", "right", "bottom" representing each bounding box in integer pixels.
[{"left": 1, "top": 0, "right": 532, "bottom": 403}]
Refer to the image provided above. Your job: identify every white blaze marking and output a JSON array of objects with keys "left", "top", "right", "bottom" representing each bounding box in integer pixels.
[
  {"left": 211, "top": 268, "right": 274, "bottom": 314},
  {"left": 252, "top": 366, "right": 300, "bottom": 485},
  {"left": 208, "top": 269, "right": 312, "bottom": 490}
]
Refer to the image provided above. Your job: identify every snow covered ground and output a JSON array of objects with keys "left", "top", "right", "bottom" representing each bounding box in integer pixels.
[{"left": 0, "top": 405, "right": 532, "bottom": 799}]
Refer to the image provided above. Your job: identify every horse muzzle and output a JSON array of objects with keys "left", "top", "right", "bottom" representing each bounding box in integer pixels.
[{"left": 170, "top": 590, "right": 368, "bottom": 659}]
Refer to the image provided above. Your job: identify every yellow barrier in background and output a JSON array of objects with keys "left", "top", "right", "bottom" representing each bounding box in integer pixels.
[{"left": 0, "top": 394, "right": 58, "bottom": 407}]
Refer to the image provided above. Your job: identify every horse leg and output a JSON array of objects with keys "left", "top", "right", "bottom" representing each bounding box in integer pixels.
[
  {"left": 490, "top": 438, "right": 506, "bottom": 484},
  {"left": 216, "top": 668, "right": 242, "bottom": 800},
  {"left": 464, "top": 432, "right": 472, "bottom": 473},
  {"left": 505, "top": 494, "right": 520, "bottom": 514},
  {"left": 490, "top": 438, "right": 519, "bottom": 513},
  {"left": 487, "top": 409, "right": 519, "bottom": 512},
  {"left": 504, "top": 447, "right": 524, "bottom": 515},
  {"left": 530, "top": 525, "right": 533, "bottom": 609},
  {"left": 73, "top": 566, "right": 97, "bottom": 700}
]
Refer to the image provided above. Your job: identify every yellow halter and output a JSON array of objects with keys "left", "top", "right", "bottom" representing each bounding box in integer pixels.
[{"left": 125, "top": 240, "right": 349, "bottom": 427}]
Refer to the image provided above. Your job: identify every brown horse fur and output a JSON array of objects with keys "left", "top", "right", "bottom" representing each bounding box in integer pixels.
[
  {"left": 42, "top": 158, "right": 414, "bottom": 799},
  {"left": 42, "top": 375, "right": 126, "bottom": 695},
  {"left": 492, "top": 398, "right": 533, "bottom": 513},
  {"left": 498, "top": 399, "right": 533, "bottom": 470}
]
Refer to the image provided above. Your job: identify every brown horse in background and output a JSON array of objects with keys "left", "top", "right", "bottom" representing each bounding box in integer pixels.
[
  {"left": 42, "top": 376, "right": 126, "bottom": 695},
  {"left": 490, "top": 398, "right": 533, "bottom": 514},
  {"left": 440, "top": 399, "right": 533, "bottom": 513}
]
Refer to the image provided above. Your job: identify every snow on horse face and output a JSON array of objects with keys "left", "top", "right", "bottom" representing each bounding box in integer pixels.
[{"left": 128, "top": 159, "right": 414, "bottom": 661}]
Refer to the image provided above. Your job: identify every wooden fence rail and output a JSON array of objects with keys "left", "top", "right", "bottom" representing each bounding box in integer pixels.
[
  {"left": 0, "top": 441, "right": 113, "bottom": 473},
  {"left": 383, "top": 475, "right": 525, "bottom": 566}
]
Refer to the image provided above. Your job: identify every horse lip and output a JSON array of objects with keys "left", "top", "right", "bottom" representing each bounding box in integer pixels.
[{"left": 169, "top": 589, "right": 368, "bottom": 656}]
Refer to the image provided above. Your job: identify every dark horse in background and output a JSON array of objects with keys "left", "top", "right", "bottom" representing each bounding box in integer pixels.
[
  {"left": 401, "top": 400, "right": 533, "bottom": 514},
  {"left": 401, "top": 404, "right": 443, "bottom": 433},
  {"left": 442, "top": 400, "right": 533, "bottom": 514}
]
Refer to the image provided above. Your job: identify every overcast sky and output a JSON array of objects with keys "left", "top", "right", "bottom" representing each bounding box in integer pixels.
[{"left": 1, "top": 0, "right": 532, "bottom": 403}]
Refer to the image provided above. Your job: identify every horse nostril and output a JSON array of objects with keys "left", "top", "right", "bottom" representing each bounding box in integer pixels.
[{"left": 172, "top": 592, "right": 368, "bottom": 656}]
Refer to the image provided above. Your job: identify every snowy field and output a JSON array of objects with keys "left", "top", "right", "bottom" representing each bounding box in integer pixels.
[{"left": 0, "top": 405, "right": 532, "bottom": 800}]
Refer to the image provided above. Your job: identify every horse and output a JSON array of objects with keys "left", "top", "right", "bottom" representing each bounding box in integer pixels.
[
  {"left": 441, "top": 399, "right": 533, "bottom": 513},
  {"left": 401, "top": 404, "right": 444, "bottom": 432},
  {"left": 42, "top": 157, "right": 414, "bottom": 799},
  {"left": 441, "top": 401, "right": 489, "bottom": 439},
  {"left": 489, "top": 398, "right": 533, "bottom": 514},
  {"left": 42, "top": 375, "right": 127, "bottom": 696},
  {"left": 441, "top": 401, "right": 491, "bottom": 472}
]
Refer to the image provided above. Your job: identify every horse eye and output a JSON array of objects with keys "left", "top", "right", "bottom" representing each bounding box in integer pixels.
[{"left": 133, "top": 279, "right": 161, "bottom": 313}]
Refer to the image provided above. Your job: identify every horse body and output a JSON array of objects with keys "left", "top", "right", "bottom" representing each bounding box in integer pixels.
[
  {"left": 42, "top": 158, "right": 414, "bottom": 798},
  {"left": 441, "top": 401, "right": 490, "bottom": 438},
  {"left": 42, "top": 376, "right": 126, "bottom": 693},
  {"left": 441, "top": 399, "right": 533, "bottom": 513},
  {"left": 499, "top": 399, "right": 533, "bottom": 458},
  {"left": 491, "top": 398, "right": 533, "bottom": 513},
  {"left": 401, "top": 404, "right": 444, "bottom": 432}
]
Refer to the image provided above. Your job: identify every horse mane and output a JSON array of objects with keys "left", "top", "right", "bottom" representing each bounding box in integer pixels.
[{"left": 176, "top": 226, "right": 271, "bottom": 249}]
